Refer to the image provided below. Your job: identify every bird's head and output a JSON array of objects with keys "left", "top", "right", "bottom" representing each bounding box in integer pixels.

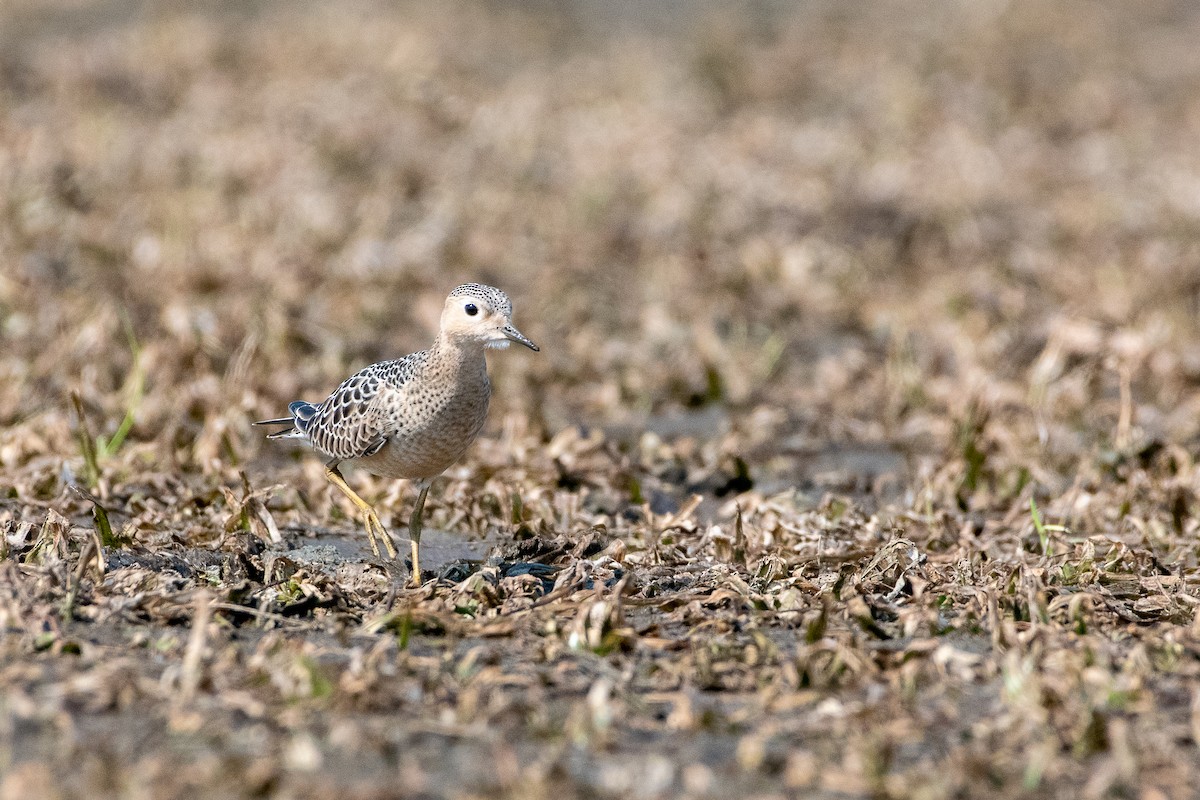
[{"left": 440, "top": 283, "right": 539, "bottom": 351}]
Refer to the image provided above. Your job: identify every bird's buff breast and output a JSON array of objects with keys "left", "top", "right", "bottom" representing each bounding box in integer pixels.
[{"left": 352, "top": 389, "right": 490, "bottom": 480}]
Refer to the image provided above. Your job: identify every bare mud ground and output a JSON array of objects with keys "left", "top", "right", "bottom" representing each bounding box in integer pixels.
[{"left": 3, "top": 1, "right": 1200, "bottom": 797}]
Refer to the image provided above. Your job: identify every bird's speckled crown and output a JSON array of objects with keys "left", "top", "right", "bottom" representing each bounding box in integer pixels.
[{"left": 448, "top": 283, "right": 513, "bottom": 316}]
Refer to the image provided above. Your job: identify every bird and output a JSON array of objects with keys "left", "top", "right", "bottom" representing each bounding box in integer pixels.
[{"left": 255, "top": 283, "right": 539, "bottom": 587}]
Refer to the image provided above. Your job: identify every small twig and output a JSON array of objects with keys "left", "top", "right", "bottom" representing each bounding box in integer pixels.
[
  {"left": 1116, "top": 361, "right": 1133, "bottom": 451},
  {"left": 209, "top": 601, "right": 308, "bottom": 628},
  {"left": 529, "top": 582, "right": 583, "bottom": 609},
  {"left": 492, "top": 581, "right": 597, "bottom": 621},
  {"left": 178, "top": 592, "right": 212, "bottom": 706},
  {"left": 60, "top": 537, "right": 99, "bottom": 623},
  {"left": 70, "top": 391, "right": 100, "bottom": 488},
  {"left": 660, "top": 493, "right": 704, "bottom": 531},
  {"left": 383, "top": 581, "right": 400, "bottom": 613},
  {"left": 70, "top": 484, "right": 122, "bottom": 549}
]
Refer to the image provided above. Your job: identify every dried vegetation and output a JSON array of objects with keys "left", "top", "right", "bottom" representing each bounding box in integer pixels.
[{"left": 4, "top": 1, "right": 1200, "bottom": 797}]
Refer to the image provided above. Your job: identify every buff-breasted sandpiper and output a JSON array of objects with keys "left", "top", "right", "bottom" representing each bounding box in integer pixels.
[{"left": 255, "top": 283, "right": 539, "bottom": 587}]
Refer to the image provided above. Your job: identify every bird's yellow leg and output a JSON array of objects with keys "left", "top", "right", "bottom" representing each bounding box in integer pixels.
[
  {"left": 407, "top": 481, "right": 431, "bottom": 588},
  {"left": 324, "top": 466, "right": 397, "bottom": 559}
]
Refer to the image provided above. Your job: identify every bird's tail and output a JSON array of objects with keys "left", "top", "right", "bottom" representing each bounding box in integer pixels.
[
  {"left": 253, "top": 417, "right": 300, "bottom": 439},
  {"left": 254, "top": 401, "right": 319, "bottom": 440}
]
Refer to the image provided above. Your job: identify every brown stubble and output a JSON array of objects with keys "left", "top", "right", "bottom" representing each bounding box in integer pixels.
[{"left": 2, "top": 1, "right": 1200, "bottom": 797}]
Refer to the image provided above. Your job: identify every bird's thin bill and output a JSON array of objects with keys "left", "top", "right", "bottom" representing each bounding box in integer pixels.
[{"left": 502, "top": 324, "right": 539, "bottom": 351}]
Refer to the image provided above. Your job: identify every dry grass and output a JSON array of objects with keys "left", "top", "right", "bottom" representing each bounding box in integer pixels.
[{"left": 4, "top": 0, "right": 1200, "bottom": 797}]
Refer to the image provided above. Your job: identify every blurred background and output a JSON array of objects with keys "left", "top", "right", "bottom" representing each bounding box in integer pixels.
[
  {"left": 4, "top": 0, "right": 1200, "bottom": 494},
  {"left": 6, "top": 2, "right": 1200, "bottom": 797}
]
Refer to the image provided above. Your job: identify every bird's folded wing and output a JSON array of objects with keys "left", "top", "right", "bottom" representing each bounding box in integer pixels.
[{"left": 305, "top": 370, "right": 393, "bottom": 461}]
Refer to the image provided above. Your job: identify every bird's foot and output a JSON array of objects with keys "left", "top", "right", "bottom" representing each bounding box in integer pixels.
[{"left": 363, "top": 507, "right": 397, "bottom": 560}]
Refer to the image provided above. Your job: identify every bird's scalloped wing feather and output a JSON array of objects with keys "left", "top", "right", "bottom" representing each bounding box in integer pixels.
[{"left": 303, "top": 353, "right": 424, "bottom": 462}]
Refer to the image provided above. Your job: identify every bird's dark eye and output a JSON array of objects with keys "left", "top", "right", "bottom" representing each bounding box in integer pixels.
[{"left": 465, "top": 303, "right": 478, "bottom": 316}]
